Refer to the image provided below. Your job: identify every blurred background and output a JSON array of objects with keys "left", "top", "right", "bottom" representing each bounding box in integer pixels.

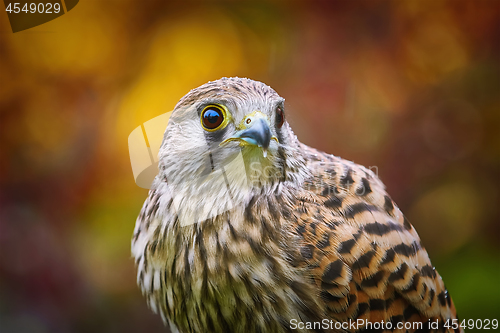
[{"left": 0, "top": 1, "right": 499, "bottom": 332}]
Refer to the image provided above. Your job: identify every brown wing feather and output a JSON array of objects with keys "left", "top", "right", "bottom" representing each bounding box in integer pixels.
[{"left": 292, "top": 143, "right": 461, "bottom": 332}]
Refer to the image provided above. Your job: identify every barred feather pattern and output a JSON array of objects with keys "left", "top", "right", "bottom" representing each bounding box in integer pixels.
[
  {"left": 289, "top": 143, "right": 461, "bottom": 332},
  {"left": 132, "top": 77, "right": 461, "bottom": 333}
]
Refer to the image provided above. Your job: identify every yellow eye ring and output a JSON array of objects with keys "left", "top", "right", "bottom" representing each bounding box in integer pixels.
[{"left": 200, "top": 104, "right": 230, "bottom": 132}]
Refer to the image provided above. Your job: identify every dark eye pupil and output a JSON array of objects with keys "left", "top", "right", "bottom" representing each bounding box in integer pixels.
[
  {"left": 202, "top": 107, "right": 224, "bottom": 130},
  {"left": 205, "top": 110, "right": 220, "bottom": 123},
  {"left": 276, "top": 107, "right": 284, "bottom": 128}
]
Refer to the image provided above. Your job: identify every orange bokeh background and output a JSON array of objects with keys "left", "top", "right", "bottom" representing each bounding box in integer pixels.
[{"left": 0, "top": 1, "right": 498, "bottom": 332}]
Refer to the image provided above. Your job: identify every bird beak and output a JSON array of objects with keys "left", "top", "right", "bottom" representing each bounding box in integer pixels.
[
  {"left": 234, "top": 117, "right": 273, "bottom": 149},
  {"left": 219, "top": 111, "right": 279, "bottom": 156}
]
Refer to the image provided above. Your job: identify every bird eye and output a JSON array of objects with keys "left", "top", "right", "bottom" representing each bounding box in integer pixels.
[
  {"left": 201, "top": 105, "right": 226, "bottom": 131},
  {"left": 276, "top": 106, "right": 284, "bottom": 128}
]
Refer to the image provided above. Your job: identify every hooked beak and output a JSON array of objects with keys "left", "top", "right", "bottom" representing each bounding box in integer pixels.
[
  {"left": 219, "top": 112, "right": 279, "bottom": 156},
  {"left": 236, "top": 117, "right": 272, "bottom": 149}
]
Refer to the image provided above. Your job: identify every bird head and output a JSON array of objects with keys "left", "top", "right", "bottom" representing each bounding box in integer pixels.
[
  {"left": 154, "top": 78, "right": 306, "bottom": 225},
  {"left": 158, "top": 77, "right": 303, "bottom": 187}
]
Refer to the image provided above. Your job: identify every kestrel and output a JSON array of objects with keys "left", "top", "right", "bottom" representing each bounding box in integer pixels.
[{"left": 132, "top": 77, "right": 460, "bottom": 333}]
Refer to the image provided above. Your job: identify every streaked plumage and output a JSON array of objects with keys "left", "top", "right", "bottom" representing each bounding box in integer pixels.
[{"left": 132, "top": 77, "right": 460, "bottom": 332}]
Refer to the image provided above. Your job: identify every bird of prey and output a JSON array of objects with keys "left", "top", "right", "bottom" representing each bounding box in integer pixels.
[{"left": 132, "top": 77, "right": 460, "bottom": 333}]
